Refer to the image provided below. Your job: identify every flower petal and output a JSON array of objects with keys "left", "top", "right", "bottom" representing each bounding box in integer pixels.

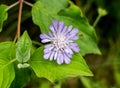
[
  {"left": 63, "top": 53, "right": 71, "bottom": 64},
  {"left": 69, "top": 43, "right": 80, "bottom": 52},
  {"left": 40, "top": 34, "right": 49, "bottom": 39},
  {"left": 45, "top": 44, "right": 54, "bottom": 50},
  {"left": 44, "top": 48, "right": 50, "bottom": 54},
  {"left": 64, "top": 50, "right": 72, "bottom": 58},
  {"left": 40, "top": 34, "right": 52, "bottom": 43},
  {"left": 64, "top": 25, "right": 72, "bottom": 35},
  {"left": 69, "top": 28, "right": 78, "bottom": 35},
  {"left": 41, "top": 39, "right": 51, "bottom": 43},
  {"left": 44, "top": 51, "right": 51, "bottom": 60},
  {"left": 54, "top": 51, "right": 58, "bottom": 60},
  {"left": 62, "top": 26, "right": 67, "bottom": 33},
  {"left": 47, "top": 32, "right": 53, "bottom": 37},
  {"left": 68, "top": 35, "right": 79, "bottom": 40},
  {"left": 57, "top": 51, "right": 63, "bottom": 64},
  {"left": 50, "top": 51, "right": 55, "bottom": 61},
  {"left": 50, "top": 20, "right": 59, "bottom": 33},
  {"left": 50, "top": 25, "right": 56, "bottom": 34},
  {"left": 58, "top": 22, "right": 64, "bottom": 33},
  {"left": 64, "top": 45, "right": 73, "bottom": 54},
  {"left": 69, "top": 36, "right": 78, "bottom": 40}
]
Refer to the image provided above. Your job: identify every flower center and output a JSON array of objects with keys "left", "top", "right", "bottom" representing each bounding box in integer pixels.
[{"left": 53, "top": 33, "right": 67, "bottom": 50}]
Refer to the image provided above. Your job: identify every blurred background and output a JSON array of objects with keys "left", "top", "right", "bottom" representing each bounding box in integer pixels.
[{"left": 0, "top": 0, "right": 120, "bottom": 88}]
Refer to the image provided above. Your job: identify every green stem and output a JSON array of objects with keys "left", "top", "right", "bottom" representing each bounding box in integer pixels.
[
  {"left": 17, "top": 0, "right": 24, "bottom": 39},
  {"left": 32, "top": 40, "right": 43, "bottom": 46},
  {"left": 6, "top": 1, "right": 19, "bottom": 11},
  {"left": 23, "top": 1, "right": 33, "bottom": 7},
  {"left": 93, "top": 15, "right": 101, "bottom": 27},
  {"left": 0, "top": 58, "right": 17, "bottom": 70},
  {"left": 13, "top": 34, "right": 17, "bottom": 43}
]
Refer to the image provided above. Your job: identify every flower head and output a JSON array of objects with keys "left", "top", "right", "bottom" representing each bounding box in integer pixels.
[{"left": 40, "top": 20, "right": 80, "bottom": 64}]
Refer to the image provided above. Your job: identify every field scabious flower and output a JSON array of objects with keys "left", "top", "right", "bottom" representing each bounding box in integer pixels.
[{"left": 40, "top": 20, "right": 80, "bottom": 64}]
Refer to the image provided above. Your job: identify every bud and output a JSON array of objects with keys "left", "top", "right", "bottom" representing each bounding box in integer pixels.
[
  {"left": 17, "top": 63, "right": 30, "bottom": 69},
  {"left": 98, "top": 8, "right": 108, "bottom": 16}
]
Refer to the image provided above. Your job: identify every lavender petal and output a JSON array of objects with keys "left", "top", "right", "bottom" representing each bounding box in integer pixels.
[
  {"left": 57, "top": 51, "right": 63, "bottom": 64},
  {"left": 50, "top": 51, "right": 55, "bottom": 61},
  {"left": 44, "top": 48, "right": 50, "bottom": 54},
  {"left": 45, "top": 44, "right": 53, "bottom": 48},
  {"left": 52, "top": 20, "right": 58, "bottom": 31},
  {"left": 63, "top": 50, "right": 72, "bottom": 58},
  {"left": 64, "top": 45, "right": 73, "bottom": 54},
  {"left": 63, "top": 53, "right": 71, "bottom": 64},
  {"left": 69, "top": 43, "right": 80, "bottom": 52},
  {"left": 67, "top": 25, "right": 73, "bottom": 32},
  {"left": 45, "top": 44, "right": 55, "bottom": 51},
  {"left": 54, "top": 51, "right": 58, "bottom": 60},
  {"left": 67, "top": 35, "right": 78, "bottom": 40},
  {"left": 62, "top": 26, "right": 67, "bottom": 33},
  {"left": 41, "top": 39, "right": 51, "bottom": 43},
  {"left": 40, "top": 34, "right": 50, "bottom": 39},
  {"left": 68, "top": 36, "right": 79, "bottom": 40},
  {"left": 44, "top": 51, "right": 51, "bottom": 60},
  {"left": 69, "top": 28, "right": 78, "bottom": 35},
  {"left": 58, "top": 22, "right": 64, "bottom": 33},
  {"left": 50, "top": 25, "right": 56, "bottom": 33},
  {"left": 47, "top": 32, "right": 53, "bottom": 37},
  {"left": 64, "top": 25, "right": 73, "bottom": 35}
]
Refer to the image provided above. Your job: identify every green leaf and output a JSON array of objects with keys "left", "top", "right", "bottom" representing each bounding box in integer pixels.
[
  {"left": 32, "top": 1, "right": 53, "bottom": 33},
  {"left": 32, "top": 1, "right": 101, "bottom": 55},
  {"left": 38, "top": 0, "right": 68, "bottom": 12},
  {"left": 32, "top": 0, "right": 68, "bottom": 33},
  {"left": 0, "top": 42, "right": 15, "bottom": 88},
  {"left": 56, "top": 1, "right": 101, "bottom": 55},
  {"left": 16, "top": 31, "right": 32, "bottom": 63},
  {"left": 58, "top": 1, "right": 83, "bottom": 19},
  {"left": 30, "top": 47, "right": 93, "bottom": 83},
  {"left": 0, "top": 5, "right": 8, "bottom": 32}
]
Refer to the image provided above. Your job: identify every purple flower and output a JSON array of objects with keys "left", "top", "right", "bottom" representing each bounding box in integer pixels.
[{"left": 40, "top": 20, "right": 80, "bottom": 64}]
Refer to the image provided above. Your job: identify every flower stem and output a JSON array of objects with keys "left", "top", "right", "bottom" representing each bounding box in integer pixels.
[
  {"left": 23, "top": 1, "right": 33, "bottom": 7},
  {"left": 6, "top": 1, "right": 19, "bottom": 11},
  {"left": 93, "top": 15, "right": 101, "bottom": 27},
  {"left": 17, "top": 0, "right": 24, "bottom": 39}
]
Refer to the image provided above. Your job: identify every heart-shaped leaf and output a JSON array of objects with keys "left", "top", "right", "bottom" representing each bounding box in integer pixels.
[
  {"left": 32, "top": 1, "right": 101, "bottom": 56},
  {"left": 30, "top": 46, "right": 93, "bottom": 82}
]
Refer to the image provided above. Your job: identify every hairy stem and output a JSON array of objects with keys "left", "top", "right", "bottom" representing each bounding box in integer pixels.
[
  {"left": 6, "top": 1, "right": 19, "bottom": 11},
  {"left": 17, "top": 0, "right": 24, "bottom": 39},
  {"left": 24, "top": 1, "right": 33, "bottom": 7}
]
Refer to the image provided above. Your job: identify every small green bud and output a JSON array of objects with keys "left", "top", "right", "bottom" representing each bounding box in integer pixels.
[
  {"left": 17, "top": 63, "right": 30, "bottom": 69},
  {"left": 98, "top": 8, "right": 108, "bottom": 16}
]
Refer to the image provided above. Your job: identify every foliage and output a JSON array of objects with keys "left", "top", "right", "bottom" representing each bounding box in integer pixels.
[
  {"left": 0, "top": 0, "right": 119, "bottom": 88},
  {"left": 0, "top": 5, "right": 8, "bottom": 32},
  {"left": 16, "top": 31, "right": 32, "bottom": 64},
  {"left": 0, "top": 42, "right": 15, "bottom": 88},
  {"left": 30, "top": 46, "right": 93, "bottom": 82}
]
